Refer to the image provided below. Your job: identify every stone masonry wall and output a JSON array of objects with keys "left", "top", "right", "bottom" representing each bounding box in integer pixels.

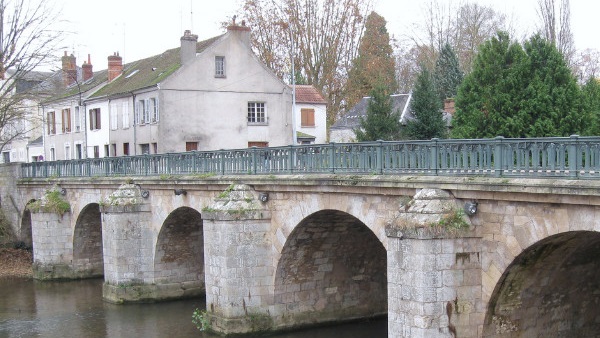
[
  {"left": 203, "top": 218, "right": 273, "bottom": 334},
  {"left": 31, "top": 211, "right": 74, "bottom": 279},
  {"left": 387, "top": 234, "right": 483, "bottom": 338},
  {"left": 272, "top": 210, "right": 387, "bottom": 328}
]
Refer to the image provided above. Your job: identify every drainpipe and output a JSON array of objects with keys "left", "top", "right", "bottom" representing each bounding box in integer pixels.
[
  {"left": 40, "top": 104, "right": 46, "bottom": 161},
  {"left": 83, "top": 101, "right": 87, "bottom": 159},
  {"left": 132, "top": 93, "right": 137, "bottom": 155}
]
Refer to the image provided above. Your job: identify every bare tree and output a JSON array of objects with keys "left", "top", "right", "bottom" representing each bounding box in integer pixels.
[
  {"left": 0, "top": 0, "right": 62, "bottom": 155},
  {"left": 236, "top": 0, "right": 373, "bottom": 127},
  {"left": 572, "top": 48, "right": 600, "bottom": 83},
  {"left": 397, "top": 1, "right": 507, "bottom": 90},
  {"left": 536, "top": 0, "right": 575, "bottom": 65}
]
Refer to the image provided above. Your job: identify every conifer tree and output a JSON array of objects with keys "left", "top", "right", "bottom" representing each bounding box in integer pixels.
[
  {"left": 434, "top": 43, "right": 463, "bottom": 102},
  {"left": 345, "top": 11, "right": 398, "bottom": 111},
  {"left": 354, "top": 84, "right": 402, "bottom": 141},
  {"left": 452, "top": 32, "right": 584, "bottom": 138},
  {"left": 404, "top": 66, "right": 447, "bottom": 140}
]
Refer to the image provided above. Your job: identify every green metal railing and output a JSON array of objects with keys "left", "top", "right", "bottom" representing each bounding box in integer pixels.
[{"left": 20, "top": 136, "right": 600, "bottom": 179}]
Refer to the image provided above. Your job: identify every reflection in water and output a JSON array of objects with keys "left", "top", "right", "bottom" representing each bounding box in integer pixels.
[{"left": 0, "top": 278, "right": 386, "bottom": 338}]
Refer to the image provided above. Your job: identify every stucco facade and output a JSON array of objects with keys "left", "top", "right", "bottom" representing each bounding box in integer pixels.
[{"left": 39, "top": 23, "right": 326, "bottom": 160}]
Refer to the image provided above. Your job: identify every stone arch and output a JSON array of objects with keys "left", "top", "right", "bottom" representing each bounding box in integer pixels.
[
  {"left": 73, "top": 203, "right": 103, "bottom": 277},
  {"left": 154, "top": 206, "right": 204, "bottom": 286},
  {"left": 483, "top": 231, "right": 600, "bottom": 337},
  {"left": 273, "top": 209, "right": 387, "bottom": 328},
  {"left": 19, "top": 199, "right": 36, "bottom": 248}
]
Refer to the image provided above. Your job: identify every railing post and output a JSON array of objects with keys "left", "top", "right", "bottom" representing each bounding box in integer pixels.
[
  {"left": 376, "top": 140, "right": 384, "bottom": 174},
  {"left": 220, "top": 150, "right": 226, "bottom": 175},
  {"left": 569, "top": 134, "right": 579, "bottom": 178},
  {"left": 494, "top": 136, "right": 504, "bottom": 177},
  {"left": 431, "top": 138, "right": 439, "bottom": 175},
  {"left": 329, "top": 142, "right": 336, "bottom": 173},
  {"left": 251, "top": 147, "right": 258, "bottom": 174},
  {"left": 288, "top": 145, "right": 294, "bottom": 174}
]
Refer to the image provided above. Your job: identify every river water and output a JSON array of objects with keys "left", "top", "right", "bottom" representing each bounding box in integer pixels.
[{"left": 0, "top": 278, "right": 387, "bottom": 338}]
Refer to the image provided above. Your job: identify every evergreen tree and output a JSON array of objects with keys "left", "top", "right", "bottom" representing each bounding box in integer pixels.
[
  {"left": 434, "top": 43, "right": 463, "bottom": 102},
  {"left": 404, "top": 66, "right": 447, "bottom": 140},
  {"left": 354, "top": 85, "right": 402, "bottom": 141},
  {"left": 581, "top": 77, "right": 600, "bottom": 135},
  {"left": 345, "top": 11, "right": 398, "bottom": 111},
  {"left": 452, "top": 32, "right": 584, "bottom": 139}
]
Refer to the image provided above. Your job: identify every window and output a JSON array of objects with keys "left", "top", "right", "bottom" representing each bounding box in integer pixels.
[
  {"left": 64, "top": 143, "right": 71, "bottom": 160},
  {"left": 104, "top": 144, "right": 109, "bottom": 157},
  {"left": 149, "top": 98, "right": 159, "bottom": 123},
  {"left": 110, "top": 103, "right": 118, "bottom": 130},
  {"left": 93, "top": 146, "right": 99, "bottom": 158},
  {"left": 301, "top": 108, "right": 315, "bottom": 127},
  {"left": 111, "top": 144, "right": 117, "bottom": 156},
  {"left": 123, "top": 142, "right": 130, "bottom": 156},
  {"left": 89, "top": 108, "right": 101, "bottom": 130},
  {"left": 140, "top": 143, "right": 150, "bottom": 155},
  {"left": 186, "top": 142, "right": 198, "bottom": 151},
  {"left": 50, "top": 147, "right": 55, "bottom": 161},
  {"left": 61, "top": 108, "right": 71, "bottom": 133},
  {"left": 74, "top": 107, "right": 81, "bottom": 132},
  {"left": 215, "top": 56, "right": 225, "bottom": 77},
  {"left": 248, "top": 142, "right": 268, "bottom": 148},
  {"left": 47, "top": 111, "right": 56, "bottom": 135},
  {"left": 122, "top": 102, "right": 129, "bottom": 129},
  {"left": 152, "top": 143, "right": 157, "bottom": 154},
  {"left": 75, "top": 143, "right": 82, "bottom": 159},
  {"left": 136, "top": 100, "right": 145, "bottom": 124},
  {"left": 247, "top": 102, "right": 266, "bottom": 124}
]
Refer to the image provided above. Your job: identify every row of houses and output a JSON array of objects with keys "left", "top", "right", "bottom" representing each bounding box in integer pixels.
[{"left": 2, "top": 23, "right": 328, "bottom": 163}]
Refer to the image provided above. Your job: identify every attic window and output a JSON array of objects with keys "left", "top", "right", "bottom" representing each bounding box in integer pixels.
[
  {"left": 125, "top": 69, "right": 140, "bottom": 78},
  {"left": 215, "top": 56, "right": 225, "bottom": 78}
]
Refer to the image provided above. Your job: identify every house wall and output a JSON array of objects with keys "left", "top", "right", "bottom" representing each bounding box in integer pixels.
[
  {"left": 159, "top": 30, "right": 293, "bottom": 152},
  {"left": 43, "top": 99, "right": 86, "bottom": 161},
  {"left": 330, "top": 128, "right": 356, "bottom": 143},
  {"left": 295, "top": 102, "right": 327, "bottom": 144},
  {"left": 85, "top": 101, "right": 110, "bottom": 158}
]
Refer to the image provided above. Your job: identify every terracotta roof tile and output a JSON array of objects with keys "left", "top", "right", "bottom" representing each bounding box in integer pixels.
[{"left": 292, "top": 85, "right": 327, "bottom": 104}]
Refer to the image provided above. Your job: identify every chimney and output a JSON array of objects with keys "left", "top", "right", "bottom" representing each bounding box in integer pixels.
[
  {"left": 82, "top": 54, "right": 93, "bottom": 82},
  {"left": 180, "top": 30, "right": 198, "bottom": 66},
  {"left": 227, "top": 20, "right": 251, "bottom": 46},
  {"left": 444, "top": 98, "right": 455, "bottom": 116},
  {"left": 61, "top": 51, "right": 77, "bottom": 87},
  {"left": 108, "top": 52, "right": 123, "bottom": 82}
]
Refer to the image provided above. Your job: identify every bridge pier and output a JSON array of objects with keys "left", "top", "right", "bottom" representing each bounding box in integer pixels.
[
  {"left": 202, "top": 184, "right": 274, "bottom": 335},
  {"left": 386, "top": 189, "right": 484, "bottom": 337},
  {"left": 100, "top": 184, "right": 202, "bottom": 303},
  {"left": 30, "top": 210, "right": 76, "bottom": 279}
]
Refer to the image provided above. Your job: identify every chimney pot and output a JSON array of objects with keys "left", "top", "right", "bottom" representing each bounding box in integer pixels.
[
  {"left": 82, "top": 54, "right": 93, "bottom": 82},
  {"left": 180, "top": 30, "right": 198, "bottom": 66},
  {"left": 108, "top": 52, "right": 123, "bottom": 82}
]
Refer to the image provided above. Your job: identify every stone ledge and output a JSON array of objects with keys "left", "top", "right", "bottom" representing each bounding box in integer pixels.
[{"left": 102, "top": 280, "right": 204, "bottom": 304}]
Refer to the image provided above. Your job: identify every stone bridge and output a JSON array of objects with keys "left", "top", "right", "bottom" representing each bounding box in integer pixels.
[{"left": 2, "top": 164, "right": 600, "bottom": 337}]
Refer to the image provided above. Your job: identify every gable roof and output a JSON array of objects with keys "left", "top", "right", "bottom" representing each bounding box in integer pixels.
[
  {"left": 40, "top": 68, "right": 110, "bottom": 105},
  {"left": 90, "top": 35, "right": 223, "bottom": 99},
  {"left": 331, "top": 94, "right": 412, "bottom": 130},
  {"left": 293, "top": 85, "right": 327, "bottom": 104}
]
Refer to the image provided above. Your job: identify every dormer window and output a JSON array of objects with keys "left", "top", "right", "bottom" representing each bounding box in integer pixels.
[{"left": 215, "top": 56, "right": 225, "bottom": 77}]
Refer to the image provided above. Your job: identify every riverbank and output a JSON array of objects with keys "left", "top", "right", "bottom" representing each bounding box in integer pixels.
[{"left": 0, "top": 248, "right": 32, "bottom": 278}]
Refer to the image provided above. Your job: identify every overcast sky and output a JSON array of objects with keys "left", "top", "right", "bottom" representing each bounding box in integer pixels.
[{"left": 52, "top": 0, "right": 599, "bottom": 70}]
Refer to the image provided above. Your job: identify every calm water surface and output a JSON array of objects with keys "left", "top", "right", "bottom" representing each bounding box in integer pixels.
[{"left": 0, "top": 278, "right": 386, "bottom": 338}]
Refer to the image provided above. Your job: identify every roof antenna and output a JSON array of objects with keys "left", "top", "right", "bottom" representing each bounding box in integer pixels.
[{"left": 190, "top": 0, "right": 194, "bottom": 32}]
